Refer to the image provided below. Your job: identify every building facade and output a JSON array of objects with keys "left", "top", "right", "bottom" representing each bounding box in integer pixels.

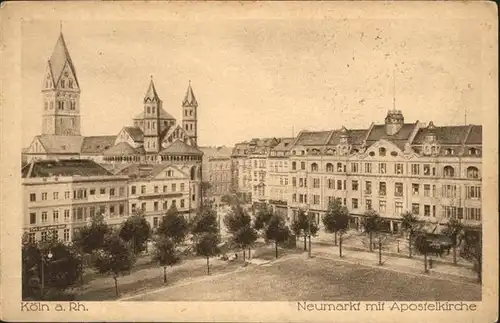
[
  {"left": 22, "top": 160, "right": 129, "bottom": 243},
  {"left": 199, "top": 146, "right": 234, "bottom": 206}
]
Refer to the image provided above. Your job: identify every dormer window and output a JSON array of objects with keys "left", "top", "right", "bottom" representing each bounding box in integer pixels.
[
  {"left": 468, "top": 148, "right": 476, "bottom": 156},
  {"left": 69, "top": 80, "right": 73, "bottom": 88},
  {"left": 445, "top": 148, "right": 454, "bottom": 155},
  {"left": 379, "top": 147, "right": 386, "bottom": 156}
]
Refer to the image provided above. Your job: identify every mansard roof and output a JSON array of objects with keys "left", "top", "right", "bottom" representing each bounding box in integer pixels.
[
  {"left": 271, "top": 138, "right": 295, "bottom": 152},
  {"left": 412, "top": 124, "right": 477, "bottom": 145},
  {"left": 22, "top": 159, "right": 112, "bottom": 178},
  {"left": 293, "top": 130, "right": 332, "bottom": 146},
  {"left": 49, "top": 33, "right": 79, "bottom": 87},
  {"left": 160, "top": 139, "right": 203, "bottom": 156},
  {"left": 365, "top": 123, "right": 416, "bottom": 143},
  {"left": 81, "top": 136, "right": 116, "bottom": 153},
  {"left": 465, "top": 125, "right": 482, "bottom": 144}
]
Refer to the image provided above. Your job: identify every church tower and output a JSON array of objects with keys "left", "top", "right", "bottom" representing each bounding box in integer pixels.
[
  {"left": 42, "top": 31, "right": 81, "bottom": 136},
  {"left": 182, "top": 81, "right": 198, "bottom": 146},
  {"left": 143, "top": 78, "right": 162, "bottom": 153}
]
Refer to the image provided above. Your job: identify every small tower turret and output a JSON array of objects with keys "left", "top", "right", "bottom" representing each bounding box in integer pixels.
[
  {"left": 182, "top": 81, "right": 198, "bottom": 146},
  {"left": 385, "top": 109, "right": 404, "bottom": 136}
]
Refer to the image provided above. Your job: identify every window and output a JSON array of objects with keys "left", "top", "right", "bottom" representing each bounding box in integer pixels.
[
  {"left": 395, "top": 202, "right": 403, "bottom": 215},
  {"left": 379, "top": 200, "right": 386, "bottom": 213},
  {"left": 442, "top": 185, "right": 457, "bottom": 198},
  {"left": 352, "top": 198, "right": 359, "bottom": 209},
  {"left": 65, "top": 191, "right": 70, "bottom": 199},
  {"left": 163, "top": 201, "right": 168, "bottom": 210},
  {"left": 172, "top": 184, "right": 176, "bottom": 192},
  {"left": 100, "top": 188, "right": 106, "bottom": 194},
  {"left": 89, "top": 189, "right": 96, "bottom": 195},
  {"left": 163, "top": 185, "right": 168, "bottom": 193},
  {"left": 292, "top": 162, "right": 296, "bottom": 170},
  {"left": 154, "top": 202, "right": 159, "bottom": 211},
  {"left": 30, "top": 193, "right": 36, "bottom": 202},
  {"left": 365, "top": 163, "right": 372, "bottom": 173},
  {"left": 292, "top": 194, "right": 297, "bottom": 202},
  {"left": 299, "top": 194, "right": 304, "bottom": 203},
  {"left": 378, "top": 163, "right": 386, "bottom": 174},
  {"left": 41, "top": 212, "right": 48, "bottom": 223},
  {"left": 29, "top": 212, "right": 36, "bottom": 224},
  {"left": 379, "top": 147, "right": 386, "bottom": 156},
  {"left": 337, "top": 163, "right": 343, "bottom": 172},
  {"left": 352, "top": 180, "right": 359, "bottom": 191},
  {"left": 100, "top": 206, "right": 106, "bottom": 215},
  {"left": 351, "top": 163, "right": 359, "bottom": 173},
  {"left": 326, "top": 163, "right": 334, "bottom": 172},
  {"left": 301, "top": 162, "right": 305, "bottom": 170},
  {"left": 42, "top": 193, "right": 48, "bottom": 201},
  {"left": 443, "top": 166, "right": 455, "bottom": 178},
  {"left": 366, "top": 199, "right": 372, "bottom": 210},
  {"left": 52, "top": 230, "right": 59, "bottom": 241},
  {"left": 443, "top": 206, "right": 457, "bottom": 219},
  {"left": 465, "top": 208, "right": 481, "bottom": 221},
  {"left": 394, "top": 163, "right": 403, "bottom": 175},
  {"left": 394, "top": 182, "right": 403, "bottom": 197},
  {"left": 412, "top": 203, "right": 420, "bottom": 215},
  {"left": 292, "top": 177, "right": 297, "bottom": 187},
  {"left": 284, "top": 178, "right": 288, "bottom": 185},
  {"left": 153, "top": 217, "right": 159, "bottom": 228},
  {"left": 379, "top": 182, "right": 386, "bottom": 196},
  {"left": 365, "top": 181, "right": 372, "bottom": 195},
  {"left": 53, "top": 192, "right": 59, "bottom": 200},
  {"left": 411, "top": 164, "right": 420, "bottom": 176},
  {"left": 41, "top": 231, "right": 48, "bottom": 242},
  {"left": 313, "top": 178, "right": 320, "bottom": 188},
  {"left": 141, "top": 203, "right": 146, "bottom": 211},
  {"left": 432, "top": 185, "right": 436, "bottom": 197},
  {"left": 432, "top": 205, "right": 436, "bottom": 217},
  {"left": 141, "top": 185, "right": 146, "bottom": 194},
  {"left": 423, "top": 184, "right": 430, "bottom": 197},
  {"left": 328, "top": 179, "right": 335, "bottom": 189},
  {"left": 337, "top": 180, "right": 342, "bottom": 190},
  {"left": 412, "top": 184, "right": 420, "bottom": 196},
  {"left": 424, "top": 205, "right": 431, "bottom": 216},
  {"left": 313, "top": 195, "right": 320, "bottom": 205},
  {"left": 53, "top": 210, "right": 59, "bottom": 223},
  {"left": 64, "top": 229, "right": 70, "bottom": 242},
  {"left": 154, "top": 186, "right": 159, "bottom": 193},
  {"left": 466, "top": 186, "right": 481, "bottom": 199},
  {"left": 311, "top": 163, "right": 318, "bottom": 172},
  {"left": 61, "top": 80, "right": 65, "bottom": 88},
  {"left": 423, "top": 164, "right": 431, "bottom": 176},
  {"left": 166, "top": 170, "right": 173, "bottom": 177},
  {"left": 110, "top": 188, "right": 115, "bottom": 196},
  {"left": 172, "top": 200, "right": 176, "bottom": 207},
  {"left": 119, "top": 187, "right": 125, "bottom": 196},
  {"left": 180, "top": 183, "right": 185, "bottom": 191},
  {"left": 64, "top": 209, "right": 70, "bottom": 221},
  {"left": 28, "top": 233, "right": 36, "bottom": 243},
  {"left": 69, "top": 80, "right": 73, "bottom": 88},
  {"left": 466, "top": 167, "right": 479, "bottom": 179}
]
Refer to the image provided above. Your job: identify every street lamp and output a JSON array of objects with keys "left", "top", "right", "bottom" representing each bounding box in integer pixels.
[{"left": 40, "top": 250, "right": 53, "bottom": 300}]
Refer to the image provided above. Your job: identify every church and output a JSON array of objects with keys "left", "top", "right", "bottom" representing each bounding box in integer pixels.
[{"left": 23, "top": 31, "right": 204, "bottom": 172}]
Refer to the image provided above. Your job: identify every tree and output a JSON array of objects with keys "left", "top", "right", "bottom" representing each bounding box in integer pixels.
[
  {"left": 22, "top": 234, "right": 82, "bottom": 300},
  {"left": 442, "top": 218, "right": 464, "bottom": 265},
  {"left": 152, "top": 236, "right": 180, "bottom": 283},
  {"left": 362, "top": 210, "right": 382, "bottom": 252},
  {"left": 414, "top": 233, "right": 430, "bottom": 273},
  {"left": 194, "top": 232, "right": 221, "bottom": 275},
  {"left": 92, "top": 231, "right": 136, "bottom": 298},
  {"left": 461, "top": 229, "right": 482, "bottom": 283},
  {"left": 223, "top": 203, "right": 257, "bottom": 261},
  {"left": 73, "top": 213, "right": 110, "bottom": 254},
  {"left": 322, "top": 200, "right": 350, "bottom": 257},
  {"left": 119, "top": 212, "right": 152, "bottom": 254},
  {"left": 401, "top": 211, "right": 423, "bottom": 258},
  {"left": 291, "top": 209, "right": 319, "bottom": 251},
  {"left": 264, "top": 213, "right": 291, "bottom": 259},
  {"left": 156, "top": 205, "right": 189, "bottom": 245},
  {"left": 191, "top": 205, "right": 219, "bottom": 236},
  {"left": 201, "top": 181, "right": 212, "bottom": 198},
  {"left": 253, "top": 205, "right": 273, "bottom": 231}
]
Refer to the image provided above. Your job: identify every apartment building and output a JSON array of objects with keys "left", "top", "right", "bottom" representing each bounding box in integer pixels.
[
  {"left": 199, "top": 146, "right": 234, "bottom": 206},
  {"left": 22, "top": 160, "right": 129, "bottom": 243},
  {"left": 266, "top": 138, "right": 294, "bottom": 218},
  {"left": 286, "top": 110, "right": 482, "bottom": 232}
]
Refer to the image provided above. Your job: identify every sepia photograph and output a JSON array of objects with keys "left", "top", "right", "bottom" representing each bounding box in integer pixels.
[{"left": 1, "top": 1, "right": 498, "bottom": 322}]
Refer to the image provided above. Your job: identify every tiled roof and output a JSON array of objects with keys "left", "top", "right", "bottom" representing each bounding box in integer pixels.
[
  {"left": 465, "top": 125, "right": 482, "bottom": 144},
  {"left": 124, "top": 127, "right": 144, "bottom": 142},
  {"left": 200, "top": 146, "right": 234, "bottom": 159},
  {"left": 271, "top": 138, "right": 295, "bottom": 151},
  {"left": 81, "top": 136, "right": 116, "bottom": 153},
  {"left": 412, "top": 125, "right": 473, "bottom": 145},
  {"left": 103, "top": 142, "right": 143, "bottom": 156},
  {"left": 366, "top": 123, "right": 416, "bottom": 143},
  {"left": 160, "top": 140, "right": 203, "bottom": 156},
  {"left": 133, "top": 108, "right": 176, "bottom": 120},
  {"left": 36, "top": 135, "right": 84, "bottom": 154},
  {"left": 294, "top": 131, "right": 332, "bottom": 146},
  {"left": 49, "top": 33, "right": 79, "bottom": 87},
  {"left": 22, "top": 159, "right": 112, "bottom": 178}
]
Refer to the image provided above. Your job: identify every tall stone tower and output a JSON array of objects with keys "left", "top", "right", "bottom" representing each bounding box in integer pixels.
[
  {"left": 143, "top": 78, "right": 162, "bottom": 153},
  {"left": 42, "top": 32, "right": 81, "bottom": 136},
  {"left": 182, "top": 81, "right": 198, "bottom": 146},
  {"left": 384, "top": 109, "right": 404, "bottom": 136}
]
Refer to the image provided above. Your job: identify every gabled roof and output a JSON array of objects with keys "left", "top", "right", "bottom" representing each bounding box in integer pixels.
[
  {"left": 412, "top": 125, "right": 475, "bottom": 145},
  {"left": 133, "top": 108, "right": 175, "bottom": 120},
  {"left": 48, "top": 33, "right": 79, "bottom": 87},
  {"left": 149, "top": 164, "right": 187, "bottom": 178},
  {"left": 81, "top": 136, "right": 116, "bottom": 153},
  {"left": 22, "top": 159, "right": 112, "bottom": 178},
  {"left": 123, "top": 127, "right": 144, "bottom": 142},
  {"left": 160, "top": 139, "right": 203, "bottom": 156},
  {"left": 144, "top": 78, "right": 161, "bottom": 103},
  {"left": 271, "top": 138, "right": 295, "bottom": 152},
  {"left": 199, "top": 146, "right": 234, "bottom": 159},
  {"left": 103, "top": 142, "right": 143, "bottom": 156},
  {"left": 294, "top": 131, "right": 332, "bottom": 146},
  {"left": 35, "top": 135, "right": 85, "bottom": 154},
  {"left": 182, "top": 82, "right": 198, "bottom": 107}
]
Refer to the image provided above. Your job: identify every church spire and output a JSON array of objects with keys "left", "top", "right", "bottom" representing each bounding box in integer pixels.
[
  {"left": 49, "top": 31, "right": 79, "bottom": 87},
  {"left": 182, "top": 80, "right": 198, "bottom": 108},
  {"left": 144, "top": 77, "right": 161, "bottom": 103}
]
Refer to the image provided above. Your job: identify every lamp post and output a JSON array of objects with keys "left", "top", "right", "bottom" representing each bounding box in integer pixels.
[{"left": 40, "top": 250, "right": 53, "bottom": 300}]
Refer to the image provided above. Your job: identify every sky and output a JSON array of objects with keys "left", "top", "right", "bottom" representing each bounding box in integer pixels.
[{"left": 21, "top": 16, "right": 483, "bottom": 148}]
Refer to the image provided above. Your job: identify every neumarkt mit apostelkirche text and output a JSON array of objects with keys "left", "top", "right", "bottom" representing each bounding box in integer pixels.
[{"left": 297, "top": 301, "right": 477, "bottom": 312}]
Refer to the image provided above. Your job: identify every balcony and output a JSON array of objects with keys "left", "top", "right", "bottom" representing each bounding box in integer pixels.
[{"left": 137, "top": 192, "right": 185, "bottom": 200}]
